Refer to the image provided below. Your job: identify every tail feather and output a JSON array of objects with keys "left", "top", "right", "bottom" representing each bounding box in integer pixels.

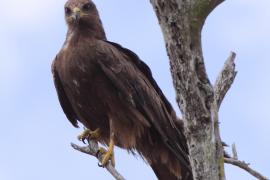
[
  {"left": 151, "top": 163, "right": 179, "bottom": 180},
  {"left": 147, "top": 118, "right": 193, "bottom": 180},
  {"left": 151, "top": 162, "right": 193, "bottom": 180}
]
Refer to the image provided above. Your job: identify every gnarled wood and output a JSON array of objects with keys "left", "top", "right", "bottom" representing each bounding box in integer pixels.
[
  {"left": 150, "top": 0, "right": 227, "bottom": 179},
  {"left": 214, "top": 52, "right": 237, "bottom": 109}
]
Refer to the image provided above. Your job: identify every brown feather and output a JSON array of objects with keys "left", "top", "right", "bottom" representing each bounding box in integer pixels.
[{"left": 52, "top": 0, "right": 193, "bottom": 179}]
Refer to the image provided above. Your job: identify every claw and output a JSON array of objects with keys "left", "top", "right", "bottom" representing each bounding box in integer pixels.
[
  {"left": 98, "top": 162, "right": 103, "bottom": 167},
  {"left": 77, "top": 128, "right": 101, "bottom": 143},
  {"left": 77, "top": 129, "right": 90, "bottom": 143},
  {"left": 98, "top": 140, "right": 115, "bottom": 167}
]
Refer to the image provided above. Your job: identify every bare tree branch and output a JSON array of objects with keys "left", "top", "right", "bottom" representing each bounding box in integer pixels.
[
  {"left": 232, "top": 143, "right": 238, "bottom": 159},
  {"left": 224, "top": 158, "right": 269, "bottom": 180},
  {"left": 214, "top": 52, "right": 237, "bottom": 109},
  {"left": 71, "top": 141, "right": 125, "bottom": 180},
  {"left": 224, "top": 143, "right": 269, "bottom": 180}
]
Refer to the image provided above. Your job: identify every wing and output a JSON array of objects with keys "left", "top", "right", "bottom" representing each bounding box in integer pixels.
[
  {"left": 52, "top": 57, "right": 79, "bottom": 127},
  {"left": 105, "top": 41, "right": 174, "bottom": 116},
  {"left": 97, "top": 41, "right": 190, "bottom": 169},
  {"left": 104, "top": 41, "right": 188, "bottom": 145}
]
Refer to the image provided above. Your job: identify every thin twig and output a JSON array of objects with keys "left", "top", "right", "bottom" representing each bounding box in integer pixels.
[
  {"left": 224, "top": 143, "right": 269, "bottom": 180},
  {"left": 71, "top": 140, "right": 125, "bottom": 180},
  {"left": 214, "top": 52, "right": 237, "bottom": 109},
  {"left": 224, "top": 158, "right": 269, "bottom": 180},
  {"left": 232, "top": 143, "right": 238, "bottom": 159}
]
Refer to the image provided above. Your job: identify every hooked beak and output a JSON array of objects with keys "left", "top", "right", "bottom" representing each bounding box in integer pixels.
[{"left": 71, "top": 7, "right": 81, "bottom": 23}]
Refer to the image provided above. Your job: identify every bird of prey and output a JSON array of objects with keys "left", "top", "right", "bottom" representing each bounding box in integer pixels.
[{"left": 52, "top": 0, "right": 193, "bottom": 179}]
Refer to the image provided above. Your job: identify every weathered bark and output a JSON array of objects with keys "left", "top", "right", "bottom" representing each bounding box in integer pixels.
[
  {"left": 150, "top": 0, "right": 226, "bottom": 179},
  {"left": 214, "top": 52, "right": 237, "bottom": 109}
]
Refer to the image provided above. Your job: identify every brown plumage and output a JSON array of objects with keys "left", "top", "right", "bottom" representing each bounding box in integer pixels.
[{"left": 52, "top": 0, "right": 193, "bottom": 179}]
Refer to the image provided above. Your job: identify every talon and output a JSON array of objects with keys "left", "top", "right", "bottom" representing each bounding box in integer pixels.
[
  {"left": 98, "top": 140, "right": 115, "bottom": 167},
  {"left": 98, "top": 162, "right": 103, "bottom": 167},
  {"left": 77, "top": 128, "right": 101, "bottom": 143},
  {"left": 90, "top": 128, "right": 101, "bottom": 139},
  {"left": 77, "top": 129, "right": 90, "bottom": 143}
]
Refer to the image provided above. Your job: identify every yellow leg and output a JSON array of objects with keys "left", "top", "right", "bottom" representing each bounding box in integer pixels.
[
  {"left": 77, "top": 128, "right": 101, "bottom": 143},
  {"left": 99, "top": 139, "right": 115, "bottom": 167}
]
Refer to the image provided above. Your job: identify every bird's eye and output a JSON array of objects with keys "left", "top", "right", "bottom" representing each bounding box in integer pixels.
[
  {"left": 82, "top": 3, "right": 92, "bottom": 11},
  {"left": 65, "top": 7, "right": 72, "bottom": 15}
]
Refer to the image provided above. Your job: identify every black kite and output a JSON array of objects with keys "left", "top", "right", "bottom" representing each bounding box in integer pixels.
[{"left": 52, "top": 0, "right": 192, "bottom": 179}]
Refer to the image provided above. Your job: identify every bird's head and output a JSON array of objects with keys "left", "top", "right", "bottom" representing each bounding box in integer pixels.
[{"left": 64, "top": 0, "right": 106, "bottom": 39}]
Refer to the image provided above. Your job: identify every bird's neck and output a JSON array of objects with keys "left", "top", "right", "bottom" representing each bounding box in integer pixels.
[{"left": 67, "top": 25, "right": 107, "bottom": 43}]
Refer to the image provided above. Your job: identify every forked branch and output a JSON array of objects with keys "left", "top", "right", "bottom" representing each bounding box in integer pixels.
[
  {"left": 224, "top": 143, "right": 269, "bottom": 180},
  {"left": 71, "top": 140, "right": 125, "bottom": 180},
  {"left": 214, "top": 52, "right": 237, "bottom": 109},
  {"left": 224, "top": 158, "right": 268, "bottom": 180}
]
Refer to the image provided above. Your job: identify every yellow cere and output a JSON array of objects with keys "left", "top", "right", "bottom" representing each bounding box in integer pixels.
[
  {"left": 72, "top": 7, "right": 88, "bottom": 16},
  {"left": 72, "top": 7, "right": 81, "bottom": 13}
]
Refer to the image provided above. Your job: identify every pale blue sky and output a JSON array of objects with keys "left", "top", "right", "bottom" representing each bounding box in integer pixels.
[{"left": 0, "top": 0, "right": 269, "bottom": 180}]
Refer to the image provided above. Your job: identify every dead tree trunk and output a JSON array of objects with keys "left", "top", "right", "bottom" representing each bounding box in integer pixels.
[{"left": 150, "top": 0, "right": 233, "bottom": 179}]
